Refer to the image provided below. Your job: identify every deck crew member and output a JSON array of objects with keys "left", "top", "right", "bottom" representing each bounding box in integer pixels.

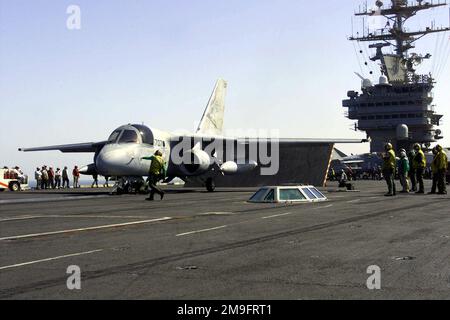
[
  {"left": 48, "top": 167, "right": 55, "bottom": 189},
  {"left": 141, "top": 150, "right": 166, "bottom": 201},
  {"left": 428, "top": 147, "right": 437, "bottom": 194},
  {"left": 55, "top": 168, "right": 62, "bottom": 189},
  {"left": 398, "top": 149, "right": 410, "bottom": 193},
  {"left": 91, "top": 173, "right": 99, "bottom": 188},
  {"left": 339, "top": 169, "right": 348, "bottom": 187},
  {"left": 41, "top": 166, "right": 49, "bottom": 189},
  {"left": 73, "top": 166, "right": 80, "bottom": 188},
  {"left": 412, "top": 143, "right": 426, "bottom": 194},
  {"left": 34, "top": 167, "right": 41, "bottom": 190},
  {"left": 328, "top": 168, "right": 336, "bottom": 181},
  {"left": 408, "top": 150, "right": 417, "bottom": 191},
  {"left": 435, "top": 145, "right": 448, "bottom": 195},
  {"left": 429, "top": 147, "right": 439, "bottom": 194},
  {"left": 62, "top": 166, "right": 70, "bottom": 188},
  {"left": 103, "top": 176, "right": 109, "bottom": 188},
  {"left": 12, "top": 166, "right": 25, "bottom": 184},
  {"left": 382, "top": 143, "right": 397, "bottom": 196}
]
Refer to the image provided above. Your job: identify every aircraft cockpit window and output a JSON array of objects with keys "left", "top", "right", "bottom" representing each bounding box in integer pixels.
[
  {"left": 132, "top": 124, "right": 154, "bottom": 145},
  {"left": 107, "top": 130, "right": 121, "bottom": 144},
  {"left": 119, "top": 130, "right": 139, "bottom": 143}
]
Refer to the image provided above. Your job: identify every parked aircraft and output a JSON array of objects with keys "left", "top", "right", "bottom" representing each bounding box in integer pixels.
[{"left": 19, "top": 79, "right": 366, "bottom": 192}]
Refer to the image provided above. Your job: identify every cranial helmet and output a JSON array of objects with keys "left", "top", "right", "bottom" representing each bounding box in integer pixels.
[
  {"left": 413, "top": 143, "right": 421, "bottom": 150},
  {"left": 385, "top": 143, "right": 393, "bottom": 151}
]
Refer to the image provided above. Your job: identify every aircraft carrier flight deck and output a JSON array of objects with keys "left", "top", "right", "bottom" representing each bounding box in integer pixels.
[{"left": 1, "top": 180, "right": 449, "bottom": 299}]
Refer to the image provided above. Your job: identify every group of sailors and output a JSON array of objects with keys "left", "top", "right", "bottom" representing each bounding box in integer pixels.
[
  {"left": 329, "top": 167, "right": 383, "bottom": 182},
  {"left": 2, "top": 166, "right": 27, "bottom": 183},
  {"left": 34, "top": 166, "right": 110, "bottom": 190},
  {"left": 382, "top": 143, "right": 448, "bottom": 196},
  {"left": 34, "top": 165, "right": 79, "bottom": 189}
]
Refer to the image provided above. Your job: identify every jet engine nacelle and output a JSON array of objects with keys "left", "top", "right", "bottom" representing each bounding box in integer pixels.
[
  {"left": 180, "top": 148, "right": 211, "bottom": 176},
  {"left": 220, "top": 160, "right": 258, "bottom": 175}
]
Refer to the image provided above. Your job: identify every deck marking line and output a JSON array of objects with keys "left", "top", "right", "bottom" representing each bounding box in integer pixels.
[
  {"left": 0, "top": 195, "right": 109, "bottom": 205},
  {"left": 313, "top": 204, "right": 334, "bottom": 210},
  {"left": 0, "top": 217, "right": 172, "bottom": 241},
  {"left": 176, "top": 225, "right": 228, "bottom": 237},
  {"left": 201, "top": 212, "right": 234, "bottom": 216},
  {"left": 0, "top": 215, "right": 148, "bottom": 222},
  {"left": 262, "top": 212, "right": 292, "bottom": 219},
  {"left": 0, "top": 249, "right": 104, "bottom": 271}
]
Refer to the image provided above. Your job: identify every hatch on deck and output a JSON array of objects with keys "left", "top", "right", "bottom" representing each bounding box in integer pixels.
[{"left": 248, "top": 186, "right": 327, "bottom": 203}]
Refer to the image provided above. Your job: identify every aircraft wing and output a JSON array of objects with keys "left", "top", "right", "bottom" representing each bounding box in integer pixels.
[
  {"left": 241, "top": 138, "right": 367, "bottom": 144},
  {"left": 176, "top": 134, "right": 368, "bottom": 144},
  {"left": 18, "top": 141, "right": 108, "bottom": 153}
]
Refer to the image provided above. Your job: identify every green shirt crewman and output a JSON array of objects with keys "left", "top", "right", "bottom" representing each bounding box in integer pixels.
[
  {"left": 398, "top": 149, "right": 410, "bottom": 193},
  {"left": 141, "top": 150, "right": 167, "bottom": 200},
  {"left": 142, "top": 154, "right": 167, "bottom": 178}
]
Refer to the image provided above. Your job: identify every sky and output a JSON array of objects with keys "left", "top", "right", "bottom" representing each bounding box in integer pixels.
[{"left": 1, "top": 0, "right": 449, "bottom": 177}]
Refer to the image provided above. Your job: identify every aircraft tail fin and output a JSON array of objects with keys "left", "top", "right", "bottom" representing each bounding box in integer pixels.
[{"left": 196, "top": 79, "right": 227, "bottom": 136}]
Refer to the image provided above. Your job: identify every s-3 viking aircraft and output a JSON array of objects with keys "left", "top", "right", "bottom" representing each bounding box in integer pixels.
[{"left": 19, "top": 79, "right": 366, "bottom": 192}]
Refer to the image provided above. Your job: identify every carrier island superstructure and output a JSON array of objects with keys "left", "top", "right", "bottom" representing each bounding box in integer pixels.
[{"left": 343, "top": 0, "right": 450, "bottom": 152}]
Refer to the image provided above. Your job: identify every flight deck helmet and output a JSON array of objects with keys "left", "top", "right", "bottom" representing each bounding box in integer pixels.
[
  {"left": 384, "top": 143, "right": 393, "bottom": 151},
  {"left": 432, "top": 147, "right": 438, "bottom": 155},
  {"left": 399, "top": 149, "right": 406, "bottom": 158}
]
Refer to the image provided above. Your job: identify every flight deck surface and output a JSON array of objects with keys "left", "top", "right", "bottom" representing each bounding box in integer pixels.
[{"left": 1, "top": 181, "right": 449, "bottom": 299}]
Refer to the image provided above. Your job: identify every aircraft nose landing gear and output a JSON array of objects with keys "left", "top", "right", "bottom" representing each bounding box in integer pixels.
[{"left": 112, "top": 177, "right": 147, "bottom": 195}]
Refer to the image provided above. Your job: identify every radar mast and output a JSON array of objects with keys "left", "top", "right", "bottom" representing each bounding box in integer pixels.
[{"left": 350, "top": 0, "right": 450, "bottom": 84}]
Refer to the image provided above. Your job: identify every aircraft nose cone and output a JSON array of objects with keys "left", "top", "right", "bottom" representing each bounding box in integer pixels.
[
  {"left": 79, "top": 163, "right": 97, "bottom": 175},
  {"left": 96, "top": 148, "right": 133, "bottom": 176},
  {"left": 79, "top": 166, "right": 89, "bottom": 174}
]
